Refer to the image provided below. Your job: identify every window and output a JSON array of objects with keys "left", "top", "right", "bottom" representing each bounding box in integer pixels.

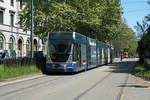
[
  {"left": 26, "top": 40, "right": 30, "bottom": 56},
  {"left": 33, "top": 39, "right": 38, "bottom": 51},
  {"left": 48, "top": 39, "right": 72, "bottom": 62},
  {"left": 10, "top": 14, "right": 14, "bottom": 26},
  {"left": 18, "top": 39, "right": 23, "bottom": 57},
  {"left": 9, "top": 37, "right": 14, "bottom": 50},
  {"left": 26, "top": 40, "right": 30, "bottom": 51},
  {"left": 11, "top": 0, "right": 14, "bottom": 6},
  {"left": 73, "top": 44, "right": 78, "bottom": 61},
  {"left": 0, "top": 11, "right": 3, "bottom": 24},
  {"left": 19, "top": 14, "right": 23, "bottom": 28},
  {"left": 0, "top": 36, "right": 4, "bottom": 50}
]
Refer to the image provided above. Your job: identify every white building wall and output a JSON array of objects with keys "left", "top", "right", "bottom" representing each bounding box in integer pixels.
[{"left": 0, "top": 0, "right": 43, "bottom": 57}]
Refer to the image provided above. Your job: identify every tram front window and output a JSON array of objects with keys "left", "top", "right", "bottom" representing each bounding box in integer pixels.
[{"left": 49, "top": 39, "right": 72, "bottom": 62}]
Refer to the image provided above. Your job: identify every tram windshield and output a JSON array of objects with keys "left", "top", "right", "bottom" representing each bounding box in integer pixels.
[{"left": 48, "top": 39, "right": 72, "bottom": 62}]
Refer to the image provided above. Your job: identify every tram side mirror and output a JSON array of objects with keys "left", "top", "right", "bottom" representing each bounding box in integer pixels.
[{"left": 42, "top": 37, "right": 48, "bottom": 44}]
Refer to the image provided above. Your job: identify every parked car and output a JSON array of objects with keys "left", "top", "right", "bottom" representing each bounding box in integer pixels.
[
  {"left": 8, "top": 50, "right": 16, "bottom": 58},
  {"left": 0, "top": 50, "right": 8, "bottom": 63},
  {"left": 0, "top": 50, "right": 16, "bottom": 63}
]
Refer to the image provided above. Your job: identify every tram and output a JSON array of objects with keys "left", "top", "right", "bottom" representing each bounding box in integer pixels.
[{"left": 44, "top": 32, "right": 114, "bottom": 73}]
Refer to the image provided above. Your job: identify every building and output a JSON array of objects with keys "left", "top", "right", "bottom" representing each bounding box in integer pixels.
[{"left": 0, "top": 0, "right": 43, "bottom": 57}]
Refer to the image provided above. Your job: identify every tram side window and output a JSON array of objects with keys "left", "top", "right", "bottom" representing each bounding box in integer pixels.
[
  {"left": 100, "top": 48, "right": 102, "bottom": 62},
  {"left": 73, "top": 44, "right": 78, "bottom": 61},
  {"left": 88, "top": 46, "right": 92, "bottom": 64},
  {"left": 104, "top": 48, "right": 106, "bottom": 59}
]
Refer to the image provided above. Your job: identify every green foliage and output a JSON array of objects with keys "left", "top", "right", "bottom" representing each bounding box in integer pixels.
[
  {"left": 135, "top": 2, "right": 150, "bottom": 63},
  {"left": 112, "top": 21, "right": 138, "bottom": 55},
  {"left": 134, "top": 62, "right": 150, "bottom": 80},
  {"left": 134, "top": 20, "right": 149, "bottom": 39},
  {"left": 0, "top": 65, "right": 41, "bottom": 80},
  {"left": 134, "top": 65, "right": 146, "bottom": 73},
  {"left": 137, "top": 31, "right": 150, "bottom": 59},
  {"left": 135, "top": 21, "right": 150, "bottom": 61},
  {"left": 19, "top": 0, "right": 122, "bottom": 41}
]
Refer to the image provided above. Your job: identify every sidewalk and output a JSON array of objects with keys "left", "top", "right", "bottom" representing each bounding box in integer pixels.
[
  {"left": 0, "top": 73, "right": 45, "bottom": 87},
  {"left": 121, "top": 74, "right": 150, "bottom": 100},
  {"left": 114, "top": 58, "right": 121, "bottom": 62},
  {"left": 113, "top": 58, "right": 150, "bottom": 100}
]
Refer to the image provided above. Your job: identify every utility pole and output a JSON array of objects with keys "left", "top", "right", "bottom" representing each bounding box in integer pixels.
[{"left": 30, "top": 0, "right": 34, "bottom": 58}]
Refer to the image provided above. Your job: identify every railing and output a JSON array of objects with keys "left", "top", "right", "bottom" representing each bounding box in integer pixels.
[{"left": 1, "top": 57, "right": 46, "bottom": 72}]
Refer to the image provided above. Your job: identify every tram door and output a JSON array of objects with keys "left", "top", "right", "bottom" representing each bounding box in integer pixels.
[
  {"left": 108, "top": 48, "right": 110, "bottom": 63},
  {"left": 100, "top": 48, "right": 102, "bottom": 64},
  {"left": 97, "top": 48, "right": 100, "bottom": 65},
  {"left": 77, "top": 43, "right": 82, "bottom": 68},
  {"left": 81, "top": 44, "right": 87, "bottom": 69},
  {"left": 104, "top": 48, "right": 106, "bottom": 64},
  {"left": 101, "top": 48, "right": 105, "bottom": 64},
  {"left": 88, "top": 45, "right": 92, "bottom": 67}
]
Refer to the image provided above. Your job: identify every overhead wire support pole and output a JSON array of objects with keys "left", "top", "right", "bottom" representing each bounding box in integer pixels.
[{"left": 30, "top": 0, "right": 34, "bottom": 58}]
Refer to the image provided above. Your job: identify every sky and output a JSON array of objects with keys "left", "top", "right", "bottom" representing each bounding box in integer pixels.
[{"left": 121, "top": 0, "right": 150, "bottom": 33}]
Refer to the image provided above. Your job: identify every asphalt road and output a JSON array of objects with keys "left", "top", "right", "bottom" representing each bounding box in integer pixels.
[{"left": 0, "top": 58, "right": 143, "bottom": 100}]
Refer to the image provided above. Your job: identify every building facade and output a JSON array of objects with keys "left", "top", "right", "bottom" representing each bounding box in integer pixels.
[{"left": 0, "top": 0, "right": 43, "bottom": 57}]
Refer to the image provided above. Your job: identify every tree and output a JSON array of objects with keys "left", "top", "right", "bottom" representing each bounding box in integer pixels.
[
  {"left": 19, "top": 0, "right": 122, "bottom": 42},
  {"left": 134, "top": 1, "right": 150, "bottom": 63},
  {"left": 112, "top": 21, "right": 138, "bottom": 56},
  {"left": 134, "top": 20, "right": 149, "bottom": 40}
]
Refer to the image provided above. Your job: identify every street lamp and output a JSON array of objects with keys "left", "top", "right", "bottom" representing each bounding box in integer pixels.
[
  {"left": 20, "top": 0, "right": 34, "bottom": 58},
  {"left": 30, "top": 0, "right": 34, "bottom": 58}
]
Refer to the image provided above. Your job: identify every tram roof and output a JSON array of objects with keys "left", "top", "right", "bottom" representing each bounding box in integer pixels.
[
  {"left": 49, "top": 32, "right": 74, "bottom": 39},
  {"left": 48, "top": 32, "right": 87, "bottom": 43},
  {"left": 48, "top": 32, "right": 113, "bottom": 48}
]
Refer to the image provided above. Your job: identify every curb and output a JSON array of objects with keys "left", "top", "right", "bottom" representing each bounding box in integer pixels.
[{"left": 0, "top": 73, "right": 46, "bottom": 87}]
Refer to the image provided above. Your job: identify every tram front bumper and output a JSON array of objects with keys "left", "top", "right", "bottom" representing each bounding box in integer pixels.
[{"left": 46, "top": 63, "right": 77, "bottom": 72}]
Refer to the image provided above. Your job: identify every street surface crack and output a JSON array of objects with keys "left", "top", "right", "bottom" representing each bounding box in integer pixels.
[{"left": 74, "top": 72, "right": 112, "bottom": 100}]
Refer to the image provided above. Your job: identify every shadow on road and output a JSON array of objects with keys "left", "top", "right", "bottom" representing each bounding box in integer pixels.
[
  {"left": 105, "top": 60, "right": 137, "bottom": 74},
  {"left": 45, "top": 72, "right": 77, "bottom": 76},
  {"left": 118, "top": 84, "right": 150, "bottom": 89},
  {"left": 45, "top": 60, "right": 137, "bottom": 76}
]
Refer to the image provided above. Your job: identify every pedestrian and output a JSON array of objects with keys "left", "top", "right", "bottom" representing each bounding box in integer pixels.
[{"left": 120, "top": 54, "right": 123, "bottom": 61}]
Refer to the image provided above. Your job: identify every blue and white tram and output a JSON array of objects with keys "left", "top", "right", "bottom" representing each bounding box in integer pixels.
[{"left": 45, "top": 32, "right": 113, "bottom": 73}]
